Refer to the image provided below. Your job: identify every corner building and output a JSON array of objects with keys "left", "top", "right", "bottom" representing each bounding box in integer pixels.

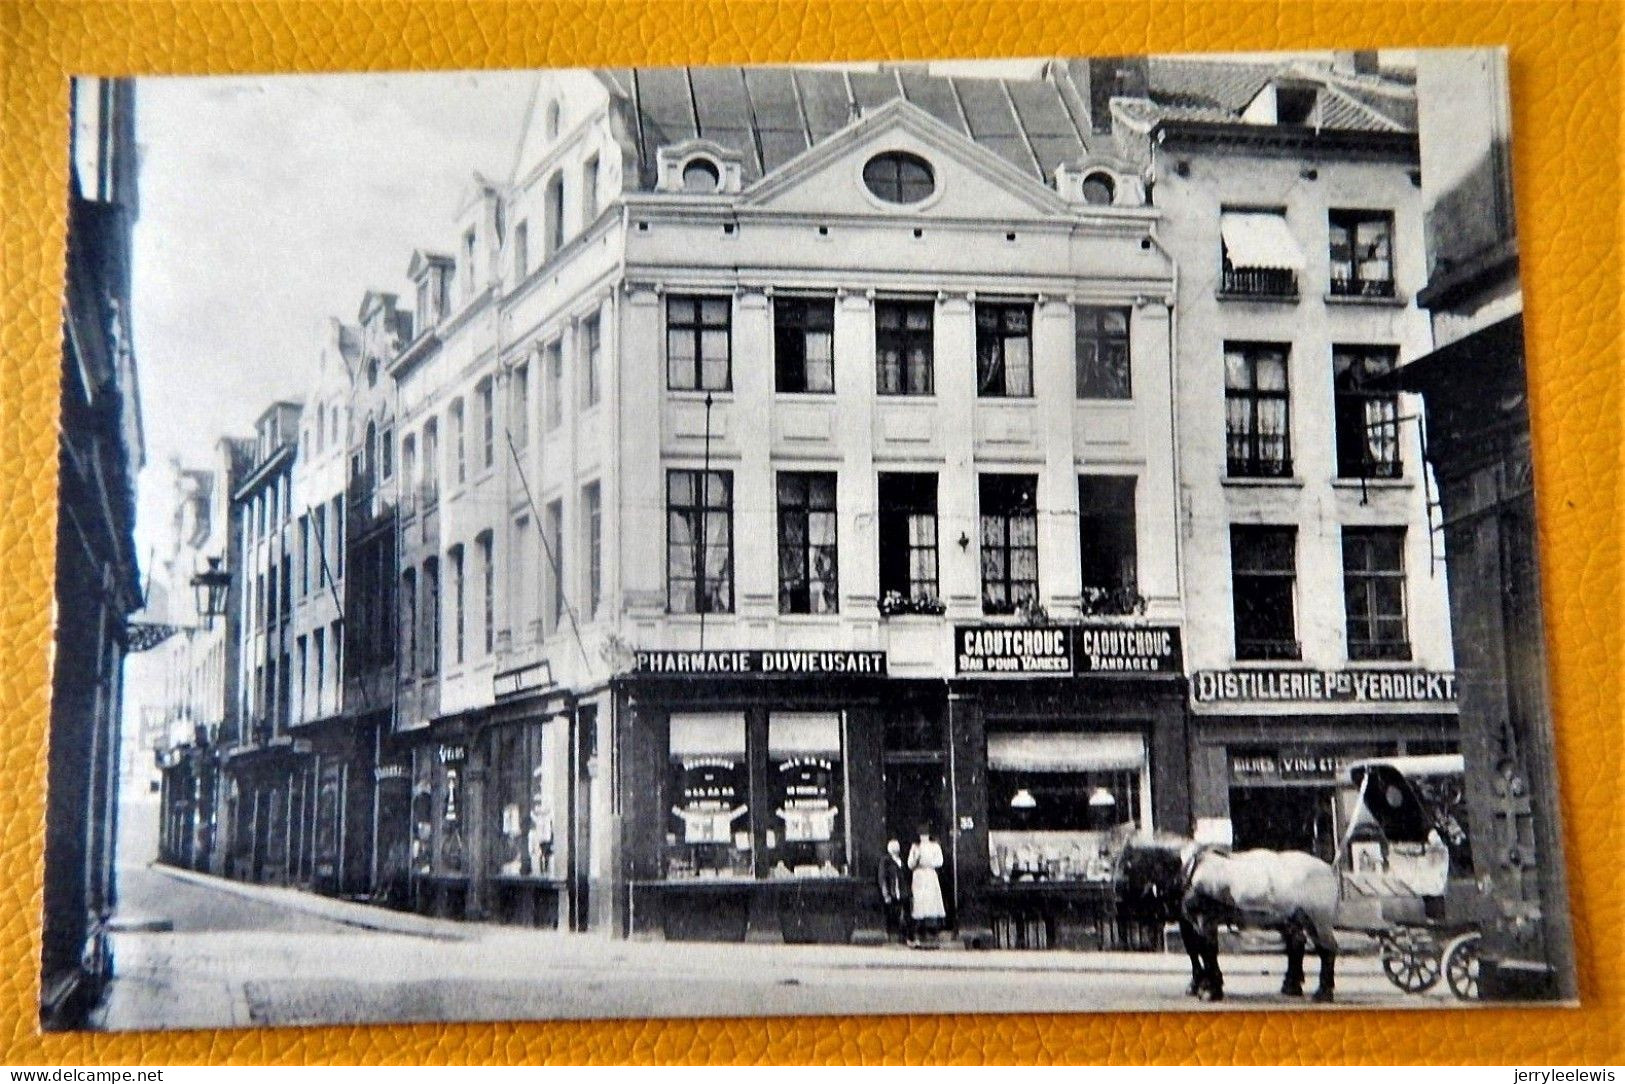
[{"left": 359, "top": 63, "right": 1191, "bottom": 948}]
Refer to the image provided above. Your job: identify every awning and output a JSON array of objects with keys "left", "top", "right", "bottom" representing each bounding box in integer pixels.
[
  {"left": 1220, "top": 211, "right": 1306, "bottom": 271},
  {"left": 670, "top": 712, "right": 747, "bottom": 757},
  {"left": 987, "top": 732, "right": 1145, "bottom": 773}
]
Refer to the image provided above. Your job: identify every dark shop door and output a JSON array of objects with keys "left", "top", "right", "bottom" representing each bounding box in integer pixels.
[{"left": 882, "top": 759, "right": 954, "bottom": 925}]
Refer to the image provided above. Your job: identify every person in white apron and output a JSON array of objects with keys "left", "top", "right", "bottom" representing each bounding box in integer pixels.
[{"left": 907, "top": 825, "right": 947, "bottom": 945}]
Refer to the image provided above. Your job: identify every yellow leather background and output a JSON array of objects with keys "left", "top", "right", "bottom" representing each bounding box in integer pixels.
[{"left": 1, "top": 0, "right": 1619, "bottom": 1065}]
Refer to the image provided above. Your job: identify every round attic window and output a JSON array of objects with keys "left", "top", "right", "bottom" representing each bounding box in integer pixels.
[
  {"left": 1081, "top": 171, "right": 1116, "bottom": 206},
  {"left": 682, "top": 157, "right": 721, "bottom": 193},
  {"left": 863, "top": 151, "right": 935, "bottom": 204}
]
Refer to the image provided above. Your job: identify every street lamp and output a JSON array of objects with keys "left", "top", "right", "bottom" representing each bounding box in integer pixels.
[{"left": 190, "top": 557, "right": 231, "bottom": 628}]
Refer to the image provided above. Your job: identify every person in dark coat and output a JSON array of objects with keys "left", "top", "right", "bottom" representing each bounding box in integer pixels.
[{"left": 876, "top": 838, "right": 912, "bottom": 943}]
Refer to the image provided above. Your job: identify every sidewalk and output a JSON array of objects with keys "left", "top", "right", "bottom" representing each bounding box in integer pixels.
[{"left": 137, "top": 864, "right": 1383, "bottom": 978}]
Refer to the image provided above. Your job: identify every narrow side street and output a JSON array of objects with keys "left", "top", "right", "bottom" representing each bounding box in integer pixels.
[{"left": 94, "top": 864, "right": 1442, "bottom": 1031}]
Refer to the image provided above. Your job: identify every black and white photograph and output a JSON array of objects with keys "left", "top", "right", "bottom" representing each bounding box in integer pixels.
[{"left": 44, "top": 47, "right": 1577, "bottom": 1032}]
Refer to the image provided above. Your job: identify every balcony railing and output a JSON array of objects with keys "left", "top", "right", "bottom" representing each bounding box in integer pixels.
[
  {"left": 1226, "top": 453, "right": 1294, "bottom": 479},
  {"left": 1330, "top": 276, "right": 1396, "bottom": 299},
  {"left": 1349, "top": 639, "right": 1412, "bottom": 662},
  {"left": 1222, "top": 267, "right": 1298, "bottom": 298},
  {"left": 1236, "top": 638, "right": 1302, "bottom": 661}
]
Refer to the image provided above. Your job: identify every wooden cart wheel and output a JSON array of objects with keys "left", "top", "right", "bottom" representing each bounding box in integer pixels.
[
  {"left": 1381, "top": 930, "right": 1442, "bottom": 993},
  {"left": 1444, "top": 932, "right": 1482, "bottom": 1001}
]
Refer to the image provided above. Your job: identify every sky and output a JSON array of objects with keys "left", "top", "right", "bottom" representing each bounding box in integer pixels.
[{"left": 129, "top": 69, "right": 539, "bottom": 565}]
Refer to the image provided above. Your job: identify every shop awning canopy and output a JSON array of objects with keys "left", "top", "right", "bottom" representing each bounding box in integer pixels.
[
  {"left": 987, "top": 732, "right": 1145, "bottom": 773},
  {"left": 670, "top": 712, "right": 747, "bottom": 757},
  {"left": 1220, "top": 211, "right": 1306, "bottom": 270}
]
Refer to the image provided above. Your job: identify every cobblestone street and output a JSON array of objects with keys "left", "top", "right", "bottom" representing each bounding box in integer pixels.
[{"left": 92, "top": 864, "right": 1453, "bottom": 1031}]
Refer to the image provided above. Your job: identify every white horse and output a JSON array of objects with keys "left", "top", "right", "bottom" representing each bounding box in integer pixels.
[{"left": 1116, "top": 838, "right": 1342, "bottom": 1002}]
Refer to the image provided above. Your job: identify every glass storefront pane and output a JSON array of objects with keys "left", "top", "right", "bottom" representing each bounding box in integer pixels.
[
  {"left": 666, "top": 713, "right": 752, "bottom": 879},
  {"left": 768, "top": 712, "right": 846, "bottom": 877}
]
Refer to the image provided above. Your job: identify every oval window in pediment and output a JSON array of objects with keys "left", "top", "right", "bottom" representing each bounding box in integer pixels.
[{"left": 862, "top": 151, "right": 935, "bottom": 205}]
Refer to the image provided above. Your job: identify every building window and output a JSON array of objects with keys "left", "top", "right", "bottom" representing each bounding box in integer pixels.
[
  {"left": 476, "top": 378, "right": 494, "bottom": 469},
  {"left": 1075, "top": 306, "right": 1131, "bottom": 399},
  {"left": 582, "top": 313, "right": 602, "bottom": 408},
  {"left": 979, "top": 474, "right": 1039, "bottom": 615},
  {"left": 512, "top": 220, "right": 529, "bottom": 282},
  {"left": 297, "top": 514, "right": 310, "bottom": 596},
  {"left": 1078, "top": 476, "right": 1138, "bottom": 611},
  {"left": 877, "top": 473, "right": 938, "bottom": 611},
  {"left": 1329, "top": 210, "right": 1395, "bottom": 298},
  {"left": 1344, "top": 527, "right": 1410, "bottom": 661},
  {"left": 435, "top": 266, "right": 451, "bottom": 319},
  {"left": 1334, "top": 345, "right": 1402, "bottom": 479},
  {"left": 1225, "top": 342, "right": 1292, "bottom": 478},
  {"left": 1220, "top": 209, "right": 1302, "bottom": 297},
  {"left": 667, "top": 469, "right": 733, "bottom": 614},
  {"left": 875, "top": 299, "right": 933, "bottom": 396},
  {"left": 380, "top": 425, "right": 394, "bottom": 480},
  {"left": 401, "top": 433, "right": 417, "bottom": 498},
  {"left": 422, "top": 418, "right": 439, "bottom": 500},
  {"left": 862, "top": 151, "right": 934, "bottom": 204},
  {"left": 544, "top": 173, "right": 565, "bottom": 257},
  {"left": 1231, "top": 525, "right": 1299, "bottom": 660},
  {"left": 312, "top": 505, "right": 327, "bottom": 588},
  {"left": 450, "top": 545, "right": 465, "bottom": 666},
  {"left": 312, "top": 627, "right": 325, "bottom": 715},
  {"left": 415, "top": 277, "right": 433, "bottom": 329},
  {"left": 545, "top": 341, "right": 564, "bottom": 430},
  {"left": 987, "top": 732, "right": 1149, "bottom": 886},
  {"left": 511, "top": 362, "right": 530, "bottom": 449},
  {"left": 584, "top": 482, "right": 602, "bottom": 617},
  {"left": 774, "top": 297, "right": 835, "bottom": 393},
  {"left": 450, "top": 398, "right": 466, "bottom": 485},
  {"left": 461, "top": 229, "right": 476, "bottom": 299},
  {"left": 666, "top": 296, "right": 731, "bottom": 392},
  {"left": 545, "top": 499, "right": 565, "bottom": 630},
  {"left": 665, "top": 713, "right": 751, "bottom": 879},
  {"left": 582, "top": 155, "right": 600, "bottom": 222},
  {"left": 423, "top": 558, "right": 440, "bottom": 677},
  {"left": 401, "top": 568, "right": 418, "bottom": 676},
  {"left": 296, "top": 635, "right": 308, "bottom": 720},
  {"left": 976, "top": 302, "right": 1034, "bottom": 397},
  {"left": 332, "top": 495, "right": 344, "bottom": 580},
  {"left": 777, "top": 472, "right": 838, "bottom": 615},
  {"left": 1079, "top": 171, "right": 1116, "bottom": 206},
  {"left": 477, "top": 531, "right": 494, "bottom": 655}
]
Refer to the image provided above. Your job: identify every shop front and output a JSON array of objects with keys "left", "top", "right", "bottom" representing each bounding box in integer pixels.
[
  {"left": 477, "top": 675, "right": 571, "bottom": 930},
  {"left": 299, "top": 716, "right": 377, "bottom": 899},
  {"left": 1188, "top": 666, "right": 1461, "bottom": 870},
  {"left": 406, "top": 727, "right": 475, "bottom": 918},
  {"left": 157, "top": 742, "right": 217, "bottom": 872},
  {"left": 219, "top": 739, "right": 314, "bottom": 886},
  {"left": 951, "top": 622, "right": 1190, "bottom": 952},
  {"left": 615, "top": 649, "right": 892, "bottom": 945}
]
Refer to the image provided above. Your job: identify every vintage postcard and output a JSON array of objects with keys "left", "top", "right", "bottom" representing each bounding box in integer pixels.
[{"left": 44, "top": 48, "right": 1575, "bottom": 1031}]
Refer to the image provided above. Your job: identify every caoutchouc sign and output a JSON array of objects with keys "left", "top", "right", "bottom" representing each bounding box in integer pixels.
[{"left": 955, "top": 625, "right": 1183, "bottom": 677}]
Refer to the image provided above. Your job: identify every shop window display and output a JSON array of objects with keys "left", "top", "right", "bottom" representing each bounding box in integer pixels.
[
  {"left": 767, "top": 712, "right": 847, "bottom": 877},
  {"left": 986, "top": 732, "right": 1149, "bottom": 883},
  {"left": 665, "top": 713, "right": 752, "bottom": 879},
  {"left": 488, "top": 723, "right": 555, "bottom": 880}
]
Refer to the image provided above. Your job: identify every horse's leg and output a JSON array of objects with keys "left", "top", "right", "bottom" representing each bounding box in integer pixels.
[
  {"left": 1309, "top": 916, "right": 1338, "bottom": 1003},
  {"left": 1198, "top": 919, "right": 1224, "bottom": 1002},
  {"left": 1178, "top": 916, "right": 1204, "bottom": 997},
  {"left": 1281, "top": 922, "right": 1306, "bottom": 997}
]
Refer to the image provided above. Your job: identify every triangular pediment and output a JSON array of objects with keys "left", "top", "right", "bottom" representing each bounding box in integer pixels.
[{"left": 739, "top": 98, "right": 1071, "bottom": 220}]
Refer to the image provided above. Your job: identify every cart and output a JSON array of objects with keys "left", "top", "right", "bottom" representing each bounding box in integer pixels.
[{"left": 1340, "top": 754, "right": 1482, "bottom": 1000}]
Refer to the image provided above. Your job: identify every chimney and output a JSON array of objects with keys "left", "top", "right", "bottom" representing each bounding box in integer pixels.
[
  {"left": 1070, "top": 57, "right": 1151, "bottom": 135},
  {"left": 1332, "top": 50, "right": 1381, "bottom": 76}
]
